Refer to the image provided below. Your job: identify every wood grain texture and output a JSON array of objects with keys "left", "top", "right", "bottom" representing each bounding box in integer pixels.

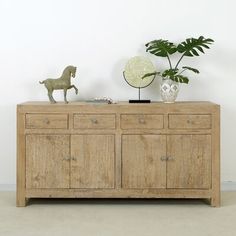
[
  {"left": 211, "top": 106, "right": 221, "bottom": 207},
  {"left": 26, "top": 114, "right": 68, "bottom": 129},
  {"left": 26, "top": 135, "right": 70, "bottom": 189},
  {"left": 16, "top": 109, "right": 26, "bottom": 207},
  {"left": 73, "top": 114, "right": 116, "bottom": 129},
  {"left": 115, "top": 114, "right": 122, "bottom": 189},
  {"left": 18, "top": 102, "right": 218, "bottom": 115},
  {"left": 26, "top": 188, "right": 212, "bottom": 199},
  {"left": 167, "top": 135, "right": 211, "bottom": 189},
  {"left": 169, "top": 114, "right": 211, "bottom": 129},
  {"left": 17, "top": 101, "right": 220, "bottom": 207},
  {"left": 121, "top": 114, "right": 164, "bottom": 129},
  {"left": 71, "top": 135, "right": 115, "bottom": 188},
  {"left": 122, "top": 135, "right": 166, "bottom": 188}
]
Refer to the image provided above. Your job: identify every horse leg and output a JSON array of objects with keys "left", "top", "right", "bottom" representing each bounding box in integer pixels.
[
  {"left": 64, "top": 89, "right": 68, "bottom": 104},
  {"left": 48, "top": 90, "right": 56, "bottom": 104},
  {"left": 47, "top": 90, "right": 53, "bottom": 103},
  {"left": 69, "top": 85, "right": 78, "bottom": 94}
]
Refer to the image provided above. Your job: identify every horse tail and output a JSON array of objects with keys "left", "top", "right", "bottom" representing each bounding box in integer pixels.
[{"left": 39, "top": 80, "right": 45, "bottom": 84}]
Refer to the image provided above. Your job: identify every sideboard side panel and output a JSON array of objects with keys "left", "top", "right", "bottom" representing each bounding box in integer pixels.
[{"left": 16, "top": 107, "right": 26, "bottom": 207}]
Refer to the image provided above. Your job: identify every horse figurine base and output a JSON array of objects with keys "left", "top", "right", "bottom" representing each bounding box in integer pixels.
[{"left": 39, "top": 65, "right": 78, "bottom": 104}]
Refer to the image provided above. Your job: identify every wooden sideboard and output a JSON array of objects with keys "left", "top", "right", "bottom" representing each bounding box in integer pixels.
[{"left": 17, "top": 101, "right": 220, "bottom": 207}]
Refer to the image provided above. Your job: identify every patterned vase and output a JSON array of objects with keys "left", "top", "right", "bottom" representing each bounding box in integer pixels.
[{"left": 160, "top": 78, "right": 179, "bottom": 103}]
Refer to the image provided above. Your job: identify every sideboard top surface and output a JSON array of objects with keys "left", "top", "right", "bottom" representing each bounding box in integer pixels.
[
  {"left": 17, "top": 101, "right": 220, "bottom": 114},
  {"left": 18, "top": 101, "right": 219, "bottom": 106}
]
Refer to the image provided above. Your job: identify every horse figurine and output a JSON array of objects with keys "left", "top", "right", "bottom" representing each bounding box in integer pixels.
[{"left": 39, "top": 65, "right": 78, "bottom": 104}]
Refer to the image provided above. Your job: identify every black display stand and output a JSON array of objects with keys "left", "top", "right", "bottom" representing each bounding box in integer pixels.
[
  {"left": 129, "top": 87, "right": 151, "bottom": 103},
  {"left": 129, "top": 100, "right": 151, "bottom": 103}
]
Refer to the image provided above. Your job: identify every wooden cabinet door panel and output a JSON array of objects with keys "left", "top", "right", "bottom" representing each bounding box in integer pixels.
[
  {"left": 122, "top": 135, "right": 166, "bottom": 188},
  {"left": 26, "top": 135, "right": 70, "bottom": 189},
  {"left": 71, "top": 135, "right": 115, "bottom": 188},
  {"left": 167, "top": 135, "right": 211, "bottom": 189}
]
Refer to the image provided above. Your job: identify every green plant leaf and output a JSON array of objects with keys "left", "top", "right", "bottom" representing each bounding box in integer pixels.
[
  {"left": 173, "top": 75, "right": 189, "bottom": 84},
  {"left": 162, "top": 69, "right": 179, "bottom": 80},
  {"left": 142, "top": 71, "right": 160, "bottom": 79},
  {"left": 146, "top": 39, "right": 177, "bottom": 57},
  {"left": 182, "top": 66, "right": 200, "bottom": 74},
  {"left": 177, "top": 36, "right": 214, "bottom": 57}
]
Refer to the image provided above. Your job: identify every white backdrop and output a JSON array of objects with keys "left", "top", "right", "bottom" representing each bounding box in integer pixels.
[{"left": 0, "top": 0, "right": 235, "bottom": 187}]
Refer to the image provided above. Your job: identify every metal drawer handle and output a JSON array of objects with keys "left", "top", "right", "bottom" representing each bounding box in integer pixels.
[
  {"left": 44, "top": 118, "right": 50, "bottom": 125},
  {"left": 139, "top": 118, "right": 145, "bottom": 124},
  {"left": 91, "top": 118, "right": 98, "bottom": 124},
  {"left": 187, "top": 120, "right": 195, "bottom": 125},
  {"left": 160, "top": 157, "right": 175, "bottom": 161},
  {"left": 160, "top": 157, "right": 167, "bottom": 161}
]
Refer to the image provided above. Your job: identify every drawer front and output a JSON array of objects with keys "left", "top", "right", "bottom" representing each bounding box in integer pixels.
[
  {"left": 121, "top": 114, "right": 164, "bottom": 129},
  {"left": 74, "top": 114, "right": 116, "bottom": 129},
  {"left": 169, "top": 114, "right": 211, "bottom": 129},
  {"left": 26, "top": 114, "right": 68, "bottom": 129}
]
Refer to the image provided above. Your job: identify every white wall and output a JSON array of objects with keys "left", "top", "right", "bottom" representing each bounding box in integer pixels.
[{"left": 0, "top": 0, "right": 236, "bottom": 187}]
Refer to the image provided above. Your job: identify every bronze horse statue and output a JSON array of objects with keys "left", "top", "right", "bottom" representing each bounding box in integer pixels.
[{"left": 39, "top": 65, "right": 78, "bottom": 103}]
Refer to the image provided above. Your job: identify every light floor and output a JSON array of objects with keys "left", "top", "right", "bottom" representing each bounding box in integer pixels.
[{"left": 0, "top": 192, "right": 236, "bottom": 236}]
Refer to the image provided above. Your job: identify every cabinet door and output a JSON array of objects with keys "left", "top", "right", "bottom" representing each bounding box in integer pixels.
[
  {"left": 71, "top": 135, "right": 115, "bottom": 188},
  {"left": 122, "top": 135, "right": 166, "bottom": 188},
  {"left": 26, "top": 135, "right": 70, "bottom": 189},
  {"left": 167, "top": 135, "right": 211, "bottom": 189}
]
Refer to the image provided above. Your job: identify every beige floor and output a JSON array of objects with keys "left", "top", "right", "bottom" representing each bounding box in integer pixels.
[{"left": 0, "top": 192, "right": 236, "bottom": 236}]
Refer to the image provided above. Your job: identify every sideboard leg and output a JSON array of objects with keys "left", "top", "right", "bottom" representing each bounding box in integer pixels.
[
  {"left": 16, "top": 194, "right": 26, "bottom": 207},
  {"left": 17, "top": 109, "right": 26, "bottom": 207},
  {"left": 210, "top": 195, "right": 220, "bottom": 207}
]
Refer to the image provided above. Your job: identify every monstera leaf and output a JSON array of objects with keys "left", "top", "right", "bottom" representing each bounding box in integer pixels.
[
  {"left": 145, "top": 39, "right": 177, "bottom": 57},
  {"left": 177, "top": 36, "right": 214, "bottom": 57},
  {"left": 144, "top": 36, "right": 214, "bottom": 84},
  {"left": 174, "top": 75, "right": 189, "bottom": 84},
  {"left": 161, "top": 69, "right": 189, "bottom": 84},
  {"left": 162, "top": 69, "right": 179, "bottom": 79},
  {"left": 182, "top": 66, "right": 200, "bottom": 74}
]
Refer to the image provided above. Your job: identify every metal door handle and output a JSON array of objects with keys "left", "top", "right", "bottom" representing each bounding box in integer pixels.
[
  {"left": 160, "top": 157, "right": 167, "bottom": 161},
  {"left": 63, "top": 156, "right": 70, "bottom": 161},
  {"left": 167, "top": 157, "right": 174, "bottom": 161}
]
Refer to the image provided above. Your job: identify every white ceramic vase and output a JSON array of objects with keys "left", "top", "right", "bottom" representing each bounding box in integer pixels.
[{"left": 160, "top": 78, "right": 179, "bottom": 103}]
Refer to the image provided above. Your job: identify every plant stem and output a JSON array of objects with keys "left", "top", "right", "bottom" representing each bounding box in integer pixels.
[
  {"left": 167, "top": 55, "right": 172, "bottom": 69},
  {"left": 178, "top": 69, "right": 187, "bottom": 75},
  {"left": 175, "top": 53, "right": 185, "bottom": 70}
]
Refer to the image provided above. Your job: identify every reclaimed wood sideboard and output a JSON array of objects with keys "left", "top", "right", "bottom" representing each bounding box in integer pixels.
[{"left": 17, "top": 101, "right": 220, "bottom": 206}]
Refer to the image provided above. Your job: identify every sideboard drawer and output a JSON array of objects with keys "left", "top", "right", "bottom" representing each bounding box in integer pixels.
[
  {"left": 169, "top": 114, "right": 211, "bottom": 129},
  {"left": 121, "top": 114, "right": 164, "bottom": 129},
  {"left": 74, "top": 114, "right": 116, "bottom": 129},
  {"left": 25, "top": 114, "right": 68, "bottom": 129}
]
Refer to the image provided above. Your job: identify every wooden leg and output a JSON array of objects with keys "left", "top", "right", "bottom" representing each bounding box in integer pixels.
[
  {"left": 16, "top": 194, "right": 26, "bottom": 207},
  {"left": 211, "top": 195, "right": 220, "bottom": 207},
  {"left": 17, "top": 110, "right": 27, "bottom": 207}
]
